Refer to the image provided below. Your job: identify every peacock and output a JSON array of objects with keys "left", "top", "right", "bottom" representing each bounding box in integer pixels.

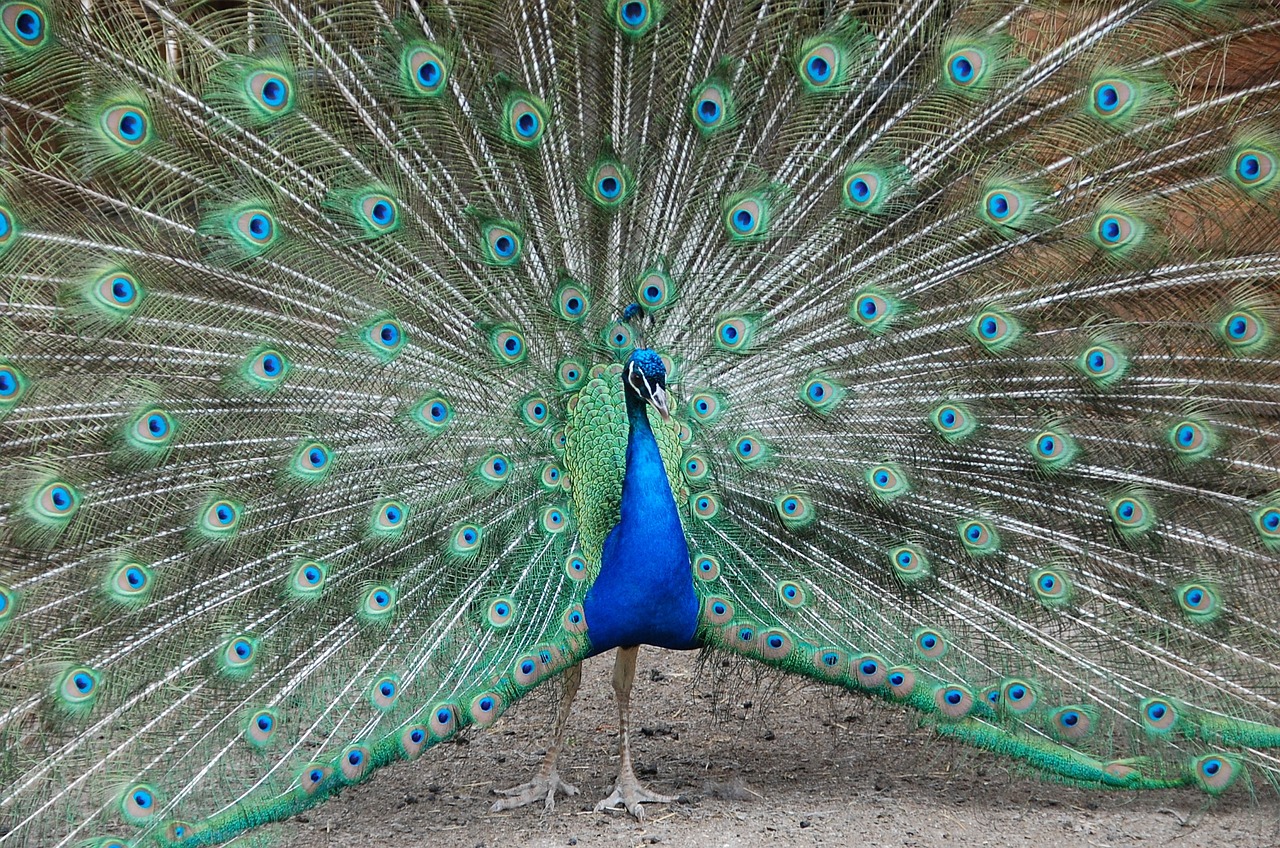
[{"left": 1, "top": 0, "right": 1279, "bottom": 843}]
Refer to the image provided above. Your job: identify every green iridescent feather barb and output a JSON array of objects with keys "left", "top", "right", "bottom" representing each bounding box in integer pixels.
[{"left": 0, "top": 0, "right": 1278, "bottom": 844}]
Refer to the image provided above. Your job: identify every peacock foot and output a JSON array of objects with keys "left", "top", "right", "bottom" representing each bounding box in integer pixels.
[
  {"left": 593, "top": 772, "right": 675, "bottom": 821},
  {"left": 490, "top": 768, "right": 579, "bottom": 812}
]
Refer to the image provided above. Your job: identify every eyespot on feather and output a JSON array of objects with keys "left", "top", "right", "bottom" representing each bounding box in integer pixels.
[
  {"left": 245, "top": 708, "right": 280, "bottom": 747},
  {"left": 404, "top": 44, "right": 450, "bottom": 96},
  {"left": 241, "top": 347, "right": 289, "bottom": 390},
  {"left": 100, "top": 103, "right": 151, "bottom": 150},
  {"left": 245, "top": 70, "right": 294, "bottom": 116},
  {"left": 1, "top": 4, "right": 49, "bottom": 51}
]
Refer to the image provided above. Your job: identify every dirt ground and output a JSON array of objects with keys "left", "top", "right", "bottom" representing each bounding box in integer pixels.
[{"left": 275, "top": 649, "right": 1279, "bottom": 848}]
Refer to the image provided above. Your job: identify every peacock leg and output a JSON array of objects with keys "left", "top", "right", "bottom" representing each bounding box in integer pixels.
[
  {"left": 490, "top": 661, "right": 583, "bottom": 811},
  {"left": 594, "top": 645, "right": 675, "bottom": 821}
]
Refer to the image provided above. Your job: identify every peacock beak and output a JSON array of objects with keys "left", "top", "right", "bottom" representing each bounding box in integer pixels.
[{"left": 649, "top": 386, "right": 670, "bottom": 421}]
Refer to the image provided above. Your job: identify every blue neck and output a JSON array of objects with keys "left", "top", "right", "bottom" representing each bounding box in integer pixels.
[{"left": 581, "top": 390, "right": 700, "bottom": 653}]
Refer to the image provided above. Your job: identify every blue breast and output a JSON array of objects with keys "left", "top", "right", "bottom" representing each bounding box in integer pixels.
[{"left": 582, "top": 397, "right": 701, "bottom": 654}]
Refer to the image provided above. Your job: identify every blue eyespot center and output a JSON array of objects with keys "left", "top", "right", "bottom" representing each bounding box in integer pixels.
[
  {"left": 111, "top": 277, "right": 135, "bottom": 302},
  {"left": 599, "top": 176, "right": 620, "bottom": 198},
  {"left": 418, "top": 61, "right": 441, "bottom": 87},
  {"left": 516, "top": 112, "right": 538, "bottom": 137},
  {"left": 806, "top": 55, "right": 831, "bottom": 83},
  {"left": 74, "top": 672, "right": 93, "bottom": 692},
  {"left": 262, "top": 354, "right": 281, "bottom": 375},
  {"left": 494, "top": 235, "right": 515, "bottom": 257},
  {"left": 1239, "top": 154, "right": 1260, "bottom": 180},
  {"left": 621, "top": 2, "right": 646, "bottom": 25},
  {"left": 858, "top": 297, "right": 877, "bottom": 318},
  {"left": 698, "top": 99, "right": 720, "bottom": 122},
  {"left": 147, "top": 414, "right": 167, "bottom": 436},
  {"left": 411, "top": 729, "right": 425, "bottom": 742},
  {"left": 258, "top": 715, "right": 272, "bottom": 730},
  {"left": 379, "top": 323, "right": 398, "bottom": 345},
  {"left": 951, "top": 56, "right": 973, "bottom": 82},
  {"left": 16, "top": 10, "right": 41, "bottom": 39},
  {"left": 733, "top": 209, "right": 754, "bottom": 232},
  {"left": 1061, "top": 711, "right": 1079, "bottom": 726},
  {"left": 119, "top": 111, "right": 144, "bottom": 140},
  {"left": 248, "top": 214, "right": 271, "bottom": 239},
  {"left": 262, "top": 78, "right": 285, "bottom": 106},
  {"left": 988, "top": 193, "right": 1009, "bottom": 218},
  {"left": 1096, "top": 84, "right": 1118, "bottom": 110},
  {"left": 850, "top": 178, "right": 871, "bottom": 202},
  {"left": 384, "top": 507, "right": 401, "bottom": 524},
  {"left": 945, "top": 689, "right": 963, "bottom": 705},
  {"left": 1148, "top": 703, "right": 1166, "bottom": 720}
]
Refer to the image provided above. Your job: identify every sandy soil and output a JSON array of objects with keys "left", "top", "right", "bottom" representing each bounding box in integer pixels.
[{"left": 275, "top": 649, "right": 1280, "bottom": 848}]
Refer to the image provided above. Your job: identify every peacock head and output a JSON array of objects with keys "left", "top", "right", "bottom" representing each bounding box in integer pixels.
[{"left": 624, "top": 348, "right": 670, "bottom": 420}]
